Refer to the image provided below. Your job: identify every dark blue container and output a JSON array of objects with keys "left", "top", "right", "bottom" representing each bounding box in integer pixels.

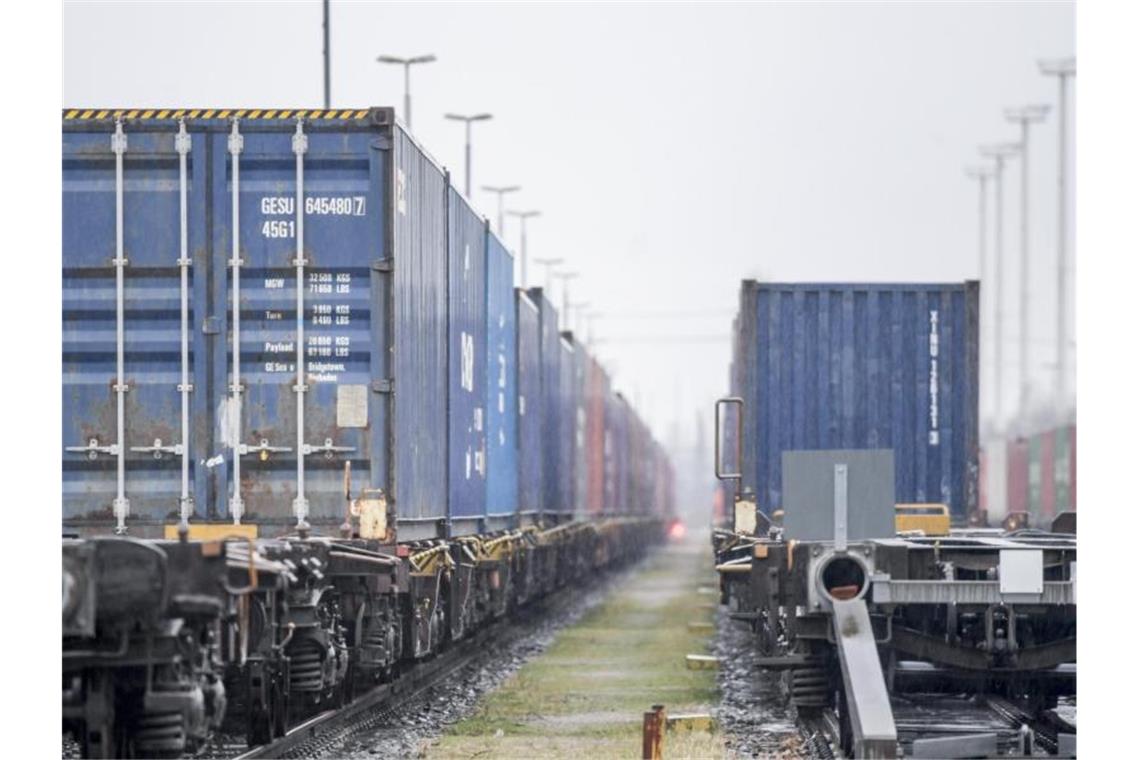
[
  {"left": 515, "top": 289, "right": 542, "bottom": 524},
  {"left": 446, "top": 190, "right": 487, "bottom": 535},
  {"left": 528, "top": 289, "right": 562, "bottom": 520},
  {"left": 730, "top": 281, "right": 980, "bottom": 521},
  {"left": 484, "top": 232, "right": 518, "bottom": 528},
  {"left": 62, "top": 108, "right": 451, "bottom": 539}
]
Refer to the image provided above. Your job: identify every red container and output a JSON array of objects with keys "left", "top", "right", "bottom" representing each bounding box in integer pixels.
[{"left": 1006, "top": 438, "right": 1030, "bottom": 517}]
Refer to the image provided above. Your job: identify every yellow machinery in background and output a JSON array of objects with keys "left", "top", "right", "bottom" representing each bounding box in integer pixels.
[{"left": 894, "top": 504, "right": 950, "bottom": 536}]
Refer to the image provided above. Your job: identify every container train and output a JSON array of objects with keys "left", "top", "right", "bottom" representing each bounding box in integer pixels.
[
  {"left": 61, "top": 106, "right": 675, "bottom": 758},
  {"left": 712, "top": 280, "right": 1075, "bottom": 757}
]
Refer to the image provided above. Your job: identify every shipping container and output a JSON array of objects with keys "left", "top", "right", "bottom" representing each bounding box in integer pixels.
[
  {"left": 484, "top": 232, "right": 518, "bottom": 528},
  {"left": 64, "top": 109, "right": 448, "bottom": 539},
  {"left": 62, "top": 107, "right": 674, "bottom": 540},
  {"left": 572, "top": 337, "right": 590, "bottom": 519},
  {"left": 529, "top": 288, "right": 563, "bottom": 520},
  {"left": 446, "top": 189, "right": 487, "bottom": 535},
  {"left": 730, "top": 281, "right": 980, "bottom": 522},
  {"left": 605, "top": 393, "right": 631, "bottom": 514},
  {"left": 585, "top": 354, "right": 608, "bottom": 515},
  {"left": 558, "top": 332, "right": 578, "bottom": 518},
  {"left": 1007, "top": 437, "right": 1029, "bottom": 518},
  {"left": 515, "top": 289, "right": 542, "bottom": 524},
  {"left": 979, "top": 439, "right": 1009, "bottom": 523}
]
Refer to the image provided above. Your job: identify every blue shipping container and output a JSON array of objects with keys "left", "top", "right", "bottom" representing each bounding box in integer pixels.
[
  {"left": 731, "top": 281, "right": 979, "bottom": 520},
  {"left": 484, "top": 233, "right": 518, "bottom": 526},
  {"left": 529, "top": 289, "right": 563, "bottom": 519},
  {"left": 447, "top": 189, "right": 487, "bottom": 533},
  {"left": 63, "top": 108, "right": 454, "bottom": 539},
  {"left": 515, "top": 290, "right": 542, "bottom": 523}
]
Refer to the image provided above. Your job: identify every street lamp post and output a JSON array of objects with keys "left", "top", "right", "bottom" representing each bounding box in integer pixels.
[
  {"left": 506, "top": 210, "right": 541, "bottom": 287},
  {"left": 979, "top": 142, "right": 1022, "bottom": 429},
  {"left": 481, "top": 185, "right": 521, "bottom": 236},
  {"left": 445, "top": 112, "right": 493, "bottom": 197},
  {"left": 1039, "top": 57, "right": 1076, "bottom": 403},
  {"left": 553, "top": 271, "right": 580, "bottom": 323},
  {"left": 532, "top": 257, "right": 564, "bottom": 293},
  {"left": 568, "top": 301, "right": 591, "bottom": 336},
  {"left": 965, "top": 165, "right": 993, "bottom": 424},
  {"left": 1004, "top": 104, "right": 1050, "bottom": 417},
  {"left": 375, "top": 54, "right": 436, "bottom": 130}
]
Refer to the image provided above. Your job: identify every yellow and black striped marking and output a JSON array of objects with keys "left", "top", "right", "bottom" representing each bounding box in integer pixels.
[{"left": 63, "top": 108, "right": 373, "bottom": 121}]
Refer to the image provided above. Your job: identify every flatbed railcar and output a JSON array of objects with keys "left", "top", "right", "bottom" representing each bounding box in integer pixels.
[
  {"left": 61, "top": 106, "right": 674, "bottom": 758},
  {"left": 712, "top": 280, "right": 1075, "bottom": 758}
]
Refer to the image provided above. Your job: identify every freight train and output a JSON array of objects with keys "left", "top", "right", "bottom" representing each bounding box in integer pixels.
[
  {"left": 712, "top": 281, "right": 1075, "bottom": 758},
  {"left": 61, "top": 107, "right": 675, "bottom": 758}
]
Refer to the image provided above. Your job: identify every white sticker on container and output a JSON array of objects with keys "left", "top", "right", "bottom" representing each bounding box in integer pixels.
[
  {"left": 465, "top": 449, "right": 472, "bottom": 479},
  {"left": 336, "top": 384, "right": 369, "bottom": 428},
  {"left": 474, "top": 407, "right": 483, "bottom": 432},
  {"left": 396, "top": 169, "right": 407, "bottom": 216},
  {"left": 519, "top": 395, "right": 526, "bottom": 415}
]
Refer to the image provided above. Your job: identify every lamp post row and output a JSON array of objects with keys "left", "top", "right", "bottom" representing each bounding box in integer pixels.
[{"left": 969, "top": 58, "right": 1074, "bottom": 431}]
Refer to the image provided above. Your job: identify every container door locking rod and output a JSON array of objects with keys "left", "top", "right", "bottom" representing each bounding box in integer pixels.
[
  {"left": 292, "top": 119, "right": 310, "bottom": 529},
  {"left": 228, "top": 119, "right": 246, "bottom": 524},
  {"left": 176, "top": 119, "right": 193, "bottom": 529},
  {"left": 111, "top": 118, "right": 130, "bottom": 533}
]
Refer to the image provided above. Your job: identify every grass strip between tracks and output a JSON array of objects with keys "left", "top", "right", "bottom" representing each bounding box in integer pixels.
[{"left": 429, "top": 536, "right": 723, "bottom": 758}]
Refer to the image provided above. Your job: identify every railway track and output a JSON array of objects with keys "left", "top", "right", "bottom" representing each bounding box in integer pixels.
[
  {"left": 789, "top": 693, "right": 1076, "bottom": 758},
  {"left": 224, "top": 561, "right": 636, "bottom": 760}
]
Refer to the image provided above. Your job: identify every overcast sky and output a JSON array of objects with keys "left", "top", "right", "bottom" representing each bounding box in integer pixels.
[{"left": 64, "top": 1, "right": 1074, "bottom": 448}]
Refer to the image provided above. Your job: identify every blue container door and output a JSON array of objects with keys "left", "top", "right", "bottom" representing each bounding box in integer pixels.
[
  {"left": 212, "top": 125, "right": 383, "bottom": 526},
  {"left": 516, "top": 291, "right": 542, "bottom": 521},
  {"left": 63, "top": 127, "right": 210, "bottom": 524},
  {"left": 485, "top": 234, "right": 518, "bottom": 522},
  {"left": 447, "top": 191, "right": 487, "bottom": 531}
]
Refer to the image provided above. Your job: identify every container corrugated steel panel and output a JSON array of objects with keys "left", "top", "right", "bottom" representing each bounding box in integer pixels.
[
  {"left": 63, "top": 109, "right": 453, "bottom": 536},
  {"left": 572, "top": 339, "right": 590, "bottom": 518},
  {"left": 63, "top": 128, "right": 212, "bottom": 522},
  {"left": 515, "top": 290, "right": 542, "bottom": 521},
  {"left": 586, "top": 355, "right": 608, "bottom": 515},
  {"left": 392, "top": 127, "right": 449, "bottom": 528},
  {"left": 558, "top": 333, "right": 578, "bottom": 518},
  {"left": 605, "top": 393, "right": 630, "bottom": 514},
  {"left": 734, "top": 281, "right": 980, "bottom": 521},
  {"left": 529, "top": 288, "right": 562, "bottom": 519},
  {"left": 980, "top": 439, "right": 1008, "bottom": 522},
  {"left": 484, "top": 233, "right": 518, "bottom": 523},
  {"left": 446, "top": 189, "right": 487, "bottom": 530},
  {"left": 1007, "top": 438, "right": 1029, "bottom": 517}
]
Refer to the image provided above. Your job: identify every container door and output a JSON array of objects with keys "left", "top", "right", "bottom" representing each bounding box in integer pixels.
[
  {"left": 63, "top": 126, "right": 210, "bottom": 528},
  {"left": 215, "top": 125, "right": 382, "bottom": 526}
]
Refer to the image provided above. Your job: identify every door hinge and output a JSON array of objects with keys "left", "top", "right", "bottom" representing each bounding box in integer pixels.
[
  {"left": 372, "top": 258, "right": 393, "bottom": 273},
  {"left": 371, "top": 378, "right": 394, "bottom": 394},
  {"left": 202, "top": 316, "right": 221, "bottom": 335}
]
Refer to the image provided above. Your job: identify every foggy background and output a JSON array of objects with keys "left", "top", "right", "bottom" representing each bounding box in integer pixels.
[{"left": 64, "top": 1, "right": 1075, "bottom": 515}]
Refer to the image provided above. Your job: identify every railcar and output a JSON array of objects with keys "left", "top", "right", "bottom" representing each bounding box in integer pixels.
[{"left": 61, "top": 106, "right": 674, "bottom": 757}]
